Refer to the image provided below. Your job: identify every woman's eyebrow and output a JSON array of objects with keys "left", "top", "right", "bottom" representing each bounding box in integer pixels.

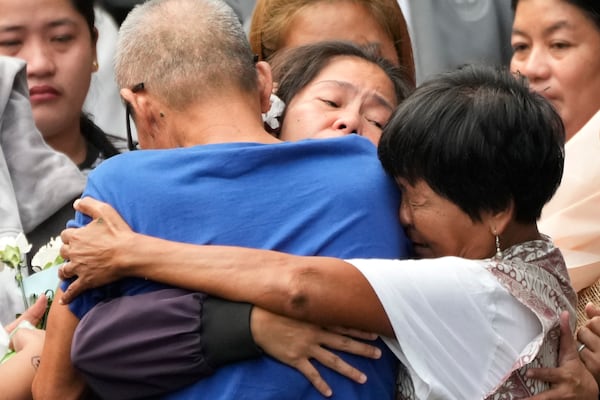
[
  {"left": 314, "top": 80, "right": 394, "bottom": 110},
  {"left": 0, "top": 24, "right": 24, "bottom": 33},
  {"left": 0, "top": 18, "right": 77, "bottom": 33},
  {"left": 47, "top": 19, "right": 78, "bottom": 29},
  {"left": 512, "top": 20, "right": 574, "bottom": 37}
]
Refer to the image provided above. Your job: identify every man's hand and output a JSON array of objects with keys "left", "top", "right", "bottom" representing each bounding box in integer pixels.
[
  {"left": 250, "top": 307, "right": 381, "bottom": 397},
  {"left": 59, "top": 197, "right": 134, "bottom": 304},
  {"left": 578, "top": 303, "right": 600, "bottom": 384},
  {"left": 526, "top": 311, "right": 598, "bottom": 399}
]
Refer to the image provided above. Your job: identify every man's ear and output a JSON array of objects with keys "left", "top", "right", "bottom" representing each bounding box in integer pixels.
[
  {"left": 120, "top": 88, "right": 157, "bottom": 141},
  {"left": 121, "top": 88, "right": 138, "bottom": 114},
  {"left": 255, "top": 61, "right": 274, "bottom": 114}
]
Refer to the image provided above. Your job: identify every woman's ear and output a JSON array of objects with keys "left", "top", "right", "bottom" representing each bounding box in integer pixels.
[
  {"left": 91, "top": 27, "right": 99, "bottom": 73},
  {"left": 488, "top": 199, "right": 515, "bottom": 236},
  {"left": 255, "top": 61, "right": 274, "bottom": 114}
]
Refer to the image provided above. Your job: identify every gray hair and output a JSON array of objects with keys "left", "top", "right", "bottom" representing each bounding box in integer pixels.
[{"left": 115, "top": 0, "right": 257, "bottom": 110}]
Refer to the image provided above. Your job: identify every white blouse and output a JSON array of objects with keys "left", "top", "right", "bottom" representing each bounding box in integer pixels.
[{"left": 350, "top": 256, "right": 540, "bottom": 399}]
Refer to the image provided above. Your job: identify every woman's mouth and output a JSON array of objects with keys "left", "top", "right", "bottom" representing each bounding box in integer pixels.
[{"left": 29, "top": 85, "right": 60, "bottom": 103}]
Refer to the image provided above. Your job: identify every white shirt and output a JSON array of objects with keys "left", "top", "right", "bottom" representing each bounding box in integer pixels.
[{"left": 350, "top": 256, "right": 540, "bottom": 399}]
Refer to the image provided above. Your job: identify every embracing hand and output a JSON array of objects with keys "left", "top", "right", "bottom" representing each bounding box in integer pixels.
[
  {"left": 59, "top": 197, "right": 135, "bottom": 304},
  {"left": 250, "top": 307, "right": 380, "bottom": 397},
  {"left": 578, "top": 303, "right": 600, "bottom": 385},
  {"left": 525, "top": 311, "right": 598, "bottom": 400}
]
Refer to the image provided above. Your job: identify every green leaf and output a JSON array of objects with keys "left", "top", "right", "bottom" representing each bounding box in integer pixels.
[{"left": 0, "top": 245, "right": 22, "bottom": 269}]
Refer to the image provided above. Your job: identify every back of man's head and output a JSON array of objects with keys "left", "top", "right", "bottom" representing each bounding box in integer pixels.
[{"left": 115, "top": 0, "right": 258, "bottom": 110}]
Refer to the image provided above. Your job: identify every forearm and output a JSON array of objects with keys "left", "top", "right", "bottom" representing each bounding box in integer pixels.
[
  {"left": 0, "top": 345, "right": 41, "bottom": 400},
  {"left": 117, "top": 233, "right": 392, "bottom": 335},
  {"left": 32, "top": 289, "right": 87, "bottom": 400},
  {"left": 61, "top": 198, "right": 392, "bottom": 333}
]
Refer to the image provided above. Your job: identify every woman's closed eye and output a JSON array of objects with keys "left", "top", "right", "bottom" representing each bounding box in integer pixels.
[
  {"left": 364, "top": 107, "right": 391, "bottom": 130},
  {"left": 367, "top": 118, "right": 385, "bottom": 129},
  {"left": 0, "top": 38, "right": 22, "bottom": 49},
  {"left": 366, "top": 117, "right": 384, "bottom": 129},
  {"left": 51, "top": 34, "right": 75, "bottom": 45},
  {"left": 319, "top": 98, "right": 339, "bottom": 107}
]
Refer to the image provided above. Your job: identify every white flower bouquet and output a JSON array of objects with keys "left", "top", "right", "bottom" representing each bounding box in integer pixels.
[{"left": 0, "top": 234, "right": 63, "bottom": 327}]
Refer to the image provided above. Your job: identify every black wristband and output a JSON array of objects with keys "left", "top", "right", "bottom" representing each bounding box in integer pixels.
[{"left": 201, "top": 297, "right": 263, "bottom": 368}]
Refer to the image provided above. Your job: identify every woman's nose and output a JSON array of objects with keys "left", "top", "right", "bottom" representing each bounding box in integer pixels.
[
  {"left": 23, "top": 41, "right": 56, "bottom": 78},
  {"left": 398, "top": 199, "right": 411, "bottom": 227},
  {"left": 332, "top": 110, "right": 361, "bottom": 134},
  {"left": 518, "top": 47, "right": 551, "bottom": 84}
]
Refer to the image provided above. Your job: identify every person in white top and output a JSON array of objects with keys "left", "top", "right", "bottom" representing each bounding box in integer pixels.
[{"left": 60, "top": 64, "right": 579, "bottom": 398}]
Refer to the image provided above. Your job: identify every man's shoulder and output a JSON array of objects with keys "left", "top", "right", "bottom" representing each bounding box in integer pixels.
[
  {"left": 88, "top": 148, "right": 175, "bottom": 173},
  {"left": 83, "top": 150, "right": 170, "bottom": 195},
  {"left": 275, "top": 136, "right": 383, "bottom": 170}
]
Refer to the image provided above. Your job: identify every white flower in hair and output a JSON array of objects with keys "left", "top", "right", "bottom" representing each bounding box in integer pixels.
[{"left": 262, "top": 94, "right": 285, "bottom": 130}]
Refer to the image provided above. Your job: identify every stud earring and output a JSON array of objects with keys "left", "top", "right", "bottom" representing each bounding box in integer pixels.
[{"left": 92, "top": 60, "right": 99, "bottom": 71}]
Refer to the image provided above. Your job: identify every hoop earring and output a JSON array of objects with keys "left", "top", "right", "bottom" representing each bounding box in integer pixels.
[{"left": 495, "top": 233, "right": 502, "bottom": 259}]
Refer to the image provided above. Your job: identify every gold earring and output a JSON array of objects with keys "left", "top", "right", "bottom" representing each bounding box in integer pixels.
[{"left": 92, "top": 60, "right": 99, "bottom": 71}]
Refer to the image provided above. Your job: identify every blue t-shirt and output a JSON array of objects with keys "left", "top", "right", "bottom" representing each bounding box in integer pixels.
[{"left": 65, "top": 135, "right": 411, "bottom": 400}]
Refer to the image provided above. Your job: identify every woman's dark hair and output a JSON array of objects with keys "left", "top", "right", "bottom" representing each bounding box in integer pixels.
[
  {"left": 71, "top": 0, "right": 97, "bottom": 39},
  {"left": 378, "top": 64, "right": 565, "bottom": 224},
  {"left": 511, "top": 0, "right": 600, "bottom": 31},
  {"left": 268, "top": 41, "right": 413, "bottom": 134}
]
